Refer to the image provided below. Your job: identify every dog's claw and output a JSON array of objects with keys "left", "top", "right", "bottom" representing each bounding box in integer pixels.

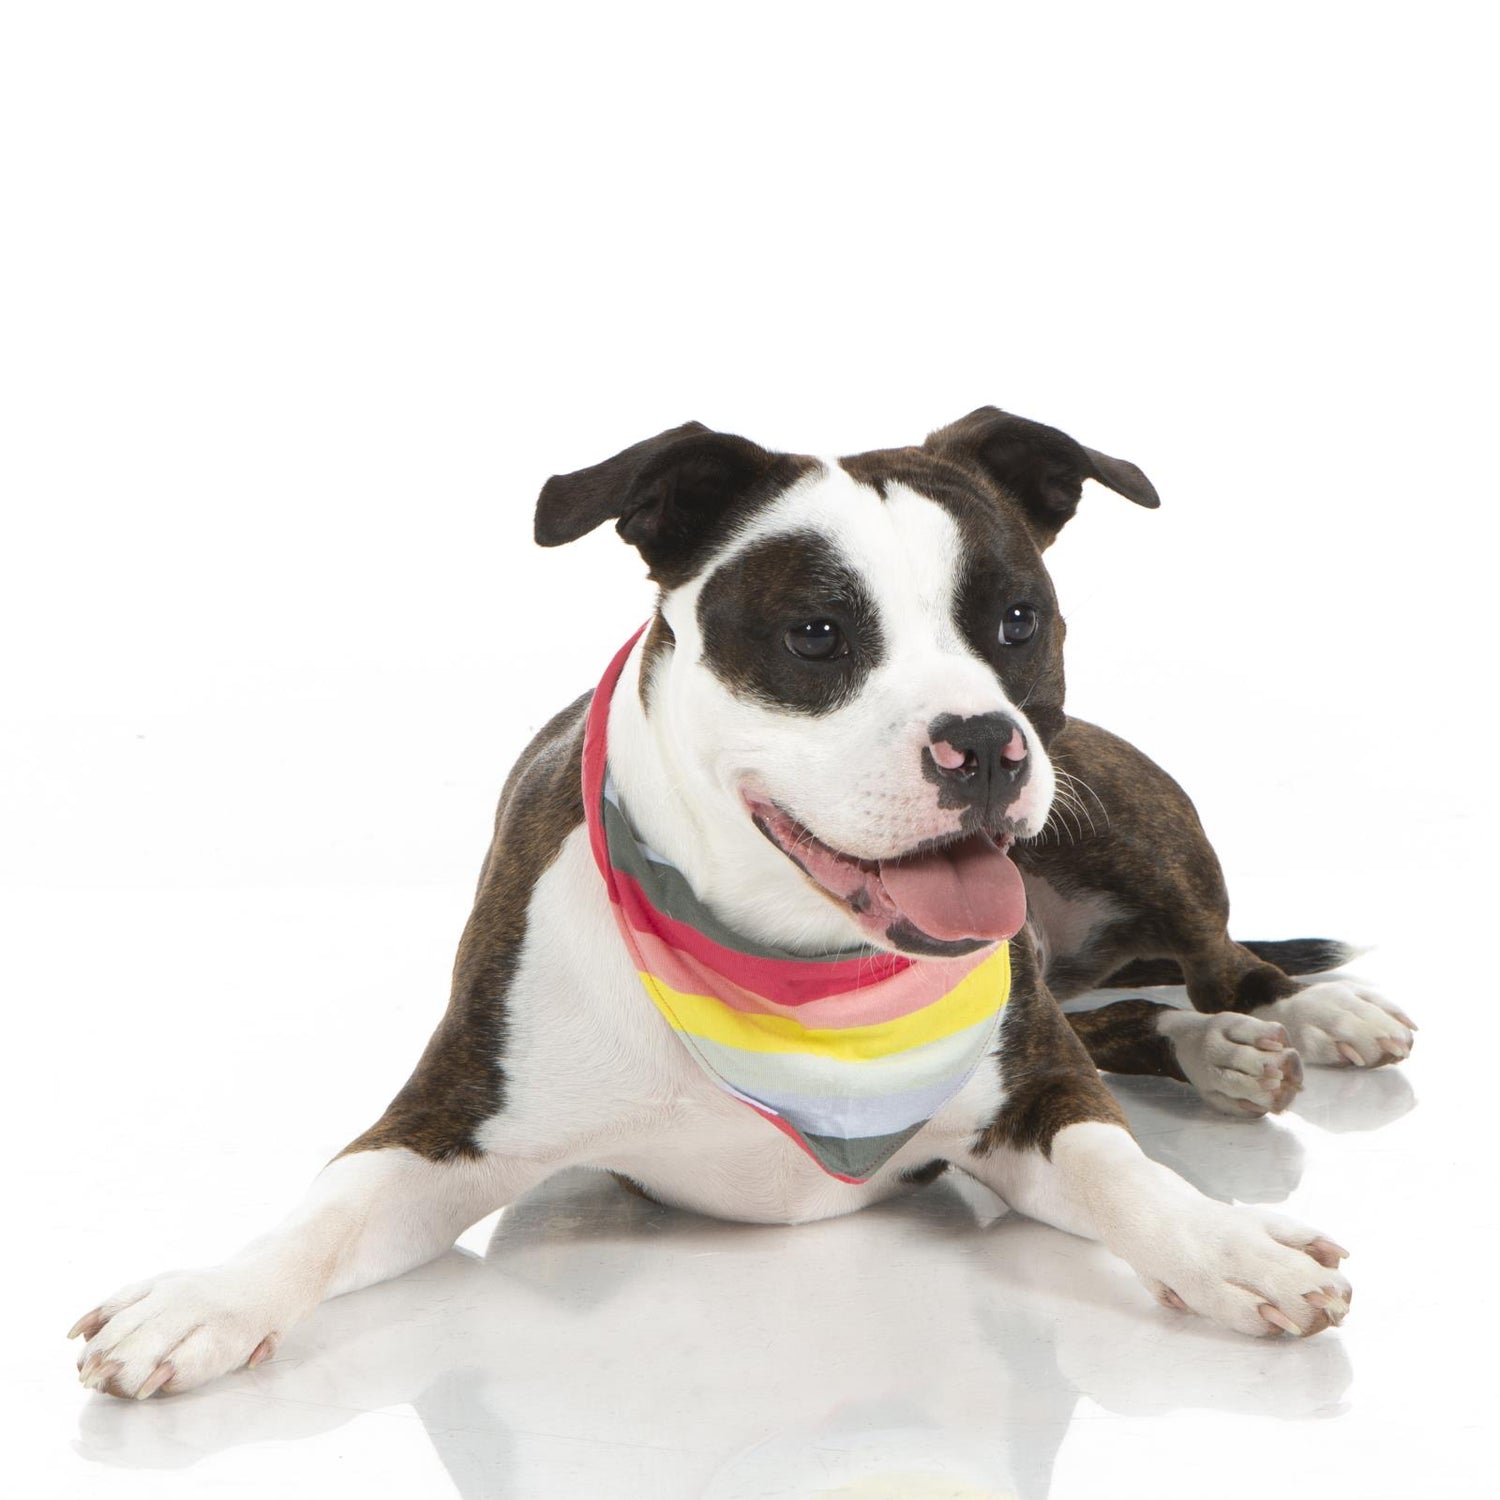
[
  {"left": 1259, "top": 1304, "right": 1301, "bottom": 1336},
  {"left": 80, "top": 1356, "right": 123, "bottom": 1391},
  {"left": 1306, "top": 1290, "right": 1348, "bottom": 1325},
  {"left": 1255, "top": 1026, "right": 1291, "bottom": 1052},
  {"left": 136, "top": 1362, "right": 175, "bottom": 1400},
  {"left": 1307, "top": 1236, "right": 1349, "bottom": 1267},
  {"left": 1335, "top": 1041, "right": 1364, "bottom": 1066},
  {"left": 68, "top": 1308, "right": 105, "bottom": 1341},
  {"left": 247, "top": 1334, "right": 278, "bottom": 1369}
]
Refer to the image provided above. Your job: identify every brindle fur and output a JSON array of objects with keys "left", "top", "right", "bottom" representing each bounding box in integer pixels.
[
  {"left": 1014, "top": 718, "right": 1304, "bottom": 1080},
  {"left": 1063, "top": 1000, "right": 1188, "bottom": 1081},
  {"left": 975, "top": 928, "right": 1129, "bottom": 1157},
  {"left": 342, "top": 693, "right": 590, "bottom": 1160}
]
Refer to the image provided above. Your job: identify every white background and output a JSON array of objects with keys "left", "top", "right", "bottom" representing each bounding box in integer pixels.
[{"left": 3, "top": 3, "right": 1495, "bottom": 1497}]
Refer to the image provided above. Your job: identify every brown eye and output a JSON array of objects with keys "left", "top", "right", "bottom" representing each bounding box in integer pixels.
[
  {"left": 1001, "top": 604, "right": 1039, "bottom": 646},
  {"left": 785, "top": 619, "right": 847, "bottom": 661}
]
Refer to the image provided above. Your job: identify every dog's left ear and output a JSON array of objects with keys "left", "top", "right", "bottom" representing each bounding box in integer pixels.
[
  {"left": 924, "top": 406, "right": 1159, "bottom": 549},
  {"left": 535, "top": 421, "right": 804, "bottom": 583}
]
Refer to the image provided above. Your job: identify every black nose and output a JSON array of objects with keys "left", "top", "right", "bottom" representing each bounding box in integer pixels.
[{"left": 925, "top": 712, "right": 1030, "bottom": 818}]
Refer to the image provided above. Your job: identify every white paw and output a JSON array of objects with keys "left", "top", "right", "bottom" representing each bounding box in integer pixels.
[
  {"left": 1131, "top": 1200, "right": 1352, "bottom": 1338},
  {"left": 1255, "top": 981, "right": 1415, "bottom": 1069},
  {"left": 1158, "top": 1009, "right": 1303, "bottom": 1117},
  {"left": 70, "top": 1267, "right": 285, "bottom": 1399}
]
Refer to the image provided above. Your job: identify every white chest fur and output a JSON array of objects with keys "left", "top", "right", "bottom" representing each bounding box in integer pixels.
[{"left": 477, "top": 827, "right": 1007, "bottom": 1225}]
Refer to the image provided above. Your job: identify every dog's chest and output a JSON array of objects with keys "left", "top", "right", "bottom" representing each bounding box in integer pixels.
[
  {"left": 606, "top": 1064, "right": 1004, "bottom": 1225},
  {"left": 486, "top": 828, "right": 1005, "bottom": 1225}
]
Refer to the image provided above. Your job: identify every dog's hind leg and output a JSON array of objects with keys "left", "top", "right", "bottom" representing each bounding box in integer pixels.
[
  {"left": 1019, "top": 719, "right": 1309, "bottom": 1014},
  {"left": 70, "top": 1144, "right": 547, "bottom": 1400},
  {"left": 1046, "top": 856, "right": 1414, "bottom": 1079},
  {"left": 1022, "top": 715, "right": 1415, "bottom": 1084},
  {"left": 1063, "top": 999, "right": 1303, "bottom": 1117}
]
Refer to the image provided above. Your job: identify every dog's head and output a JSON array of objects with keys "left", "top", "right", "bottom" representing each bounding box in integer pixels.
[{"left": 536, "top": 408, "right": 1157, "bottom": 957}]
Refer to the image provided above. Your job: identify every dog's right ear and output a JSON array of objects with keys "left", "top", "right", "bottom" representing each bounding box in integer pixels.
[
  {"left": 924, "top": 406, "right": 1159, "bottom": 549},
  {"left": 534, "top": 422, "right": 805, "bottom": 583}
]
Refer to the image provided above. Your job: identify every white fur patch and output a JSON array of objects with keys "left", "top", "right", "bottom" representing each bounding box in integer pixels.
[
  {"left": 970, "top": 1122, "right": 1351, "bottom": 1337},
  {"left": 74, "top": 1148, "right": 521, "bottom": 1398}
]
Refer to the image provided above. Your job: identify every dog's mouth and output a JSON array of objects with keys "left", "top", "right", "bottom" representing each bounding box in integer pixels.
[{"left": 746, "top": 798, "right": 1027, "bottom": 956}]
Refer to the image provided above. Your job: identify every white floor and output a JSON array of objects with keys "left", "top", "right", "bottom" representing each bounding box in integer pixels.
[{"left": 12, "top": 873, "right": 1493, "bottom": 1500}]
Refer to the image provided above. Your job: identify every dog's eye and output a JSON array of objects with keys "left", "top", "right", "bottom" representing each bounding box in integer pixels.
[
  {"left": 1001, "top": 604, "right": 1039, "bottom": 646},
  {"left": 785, "top": 619, "right": 847, "bottom": 661}
]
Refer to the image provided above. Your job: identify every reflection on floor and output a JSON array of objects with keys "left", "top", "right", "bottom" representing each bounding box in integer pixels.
[{"left": 71, "top": 1031, "right": 1423, "bottom": 1500}]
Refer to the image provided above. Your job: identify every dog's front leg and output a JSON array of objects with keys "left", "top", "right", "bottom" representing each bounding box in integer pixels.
[
  {"left": 70, "top": 1146, "right": 542, "bottom": 1399},
  {"left": 961, "top": 939, "right": 1351, "bottom": 1338}
]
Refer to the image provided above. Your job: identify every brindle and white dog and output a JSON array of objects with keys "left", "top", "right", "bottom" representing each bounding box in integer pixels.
[{"left": 72, "top": 408, "right": 1415, "bottom": 1400}]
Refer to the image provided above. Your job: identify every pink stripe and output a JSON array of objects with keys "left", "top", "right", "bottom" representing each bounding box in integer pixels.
[
  {"left": 623, "top": 916, "right": 978, "bottom": 1028},
  {"left": 582, "top": 630, "right": 640, "bottom": 881}
]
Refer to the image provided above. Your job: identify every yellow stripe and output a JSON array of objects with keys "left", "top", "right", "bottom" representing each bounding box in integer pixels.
[{"left": 639, "top": 946, "right": 1009, "bottom": 1061}]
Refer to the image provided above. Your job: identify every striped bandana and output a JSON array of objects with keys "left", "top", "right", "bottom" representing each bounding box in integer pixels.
[{"left": 582, "top": 628, "right": 1010, "bottom": 1184}]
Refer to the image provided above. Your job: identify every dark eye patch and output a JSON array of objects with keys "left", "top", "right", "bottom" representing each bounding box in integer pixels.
[
  {"left": 841, "top": 449, "right": 1068, "bottom": 746},
  {"left": 951, "top": 539, "right": 1066, "bottom": 743},
  {"left": 696, "top": 529, "right": 883, "bottom": 715}
]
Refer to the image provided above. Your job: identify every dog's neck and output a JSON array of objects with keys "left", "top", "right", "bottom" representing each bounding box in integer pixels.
[{"left": 603, "top": 628, "right": 866, "bottom": 958}]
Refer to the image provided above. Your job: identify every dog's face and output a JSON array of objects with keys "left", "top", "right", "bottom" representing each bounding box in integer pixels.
[{"left": 537, "top": 408, "right": 1157, "bottom": 957}]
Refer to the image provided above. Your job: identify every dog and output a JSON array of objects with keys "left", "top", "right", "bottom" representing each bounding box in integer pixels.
[{"left": 71, "top": 407, "right": 1415, "bottom": 1400}]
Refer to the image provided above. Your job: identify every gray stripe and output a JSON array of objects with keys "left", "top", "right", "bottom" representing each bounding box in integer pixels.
[
  {"left": 800, "top": 1124, "right": 928, "bottom": 1179},
  {"left": 602, "top": 786, "right": 879, "bottom": 964}
]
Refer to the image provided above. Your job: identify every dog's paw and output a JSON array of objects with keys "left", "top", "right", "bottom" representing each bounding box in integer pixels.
[
  {"left": 1254, "top": 981, "right": 1415, "bottom": 1069},
  {"left": 1157, "top": 1009, "right": 1303, "bottom": 1117},
  {"left": 70, "top": 1267, "right": 283, "bottom": 1399},
  {"left": 1132, "top": 1202, "right": 1351, "bottom": 1338}
]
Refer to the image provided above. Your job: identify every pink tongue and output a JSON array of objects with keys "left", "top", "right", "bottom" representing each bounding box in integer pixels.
[{"left": 877, "top": 833, "right": 1027, "bottom": 942}]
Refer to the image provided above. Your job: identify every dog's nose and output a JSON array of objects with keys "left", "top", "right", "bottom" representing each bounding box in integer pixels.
[{"left": 926, "top": 713, "right": 1030, "bottom": 816}]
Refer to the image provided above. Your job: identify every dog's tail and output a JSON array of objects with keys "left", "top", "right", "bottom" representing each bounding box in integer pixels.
[{"left": 1101, "top": 938, "right": 1361, "bottom": 990}]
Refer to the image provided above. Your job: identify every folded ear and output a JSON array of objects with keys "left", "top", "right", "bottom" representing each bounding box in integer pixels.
[
  {"left": 534, "top": 422, "right": 807, "bottom": 583},
  {"left": 924, "top": 406, "right": 1159, "bottom": 549}
]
